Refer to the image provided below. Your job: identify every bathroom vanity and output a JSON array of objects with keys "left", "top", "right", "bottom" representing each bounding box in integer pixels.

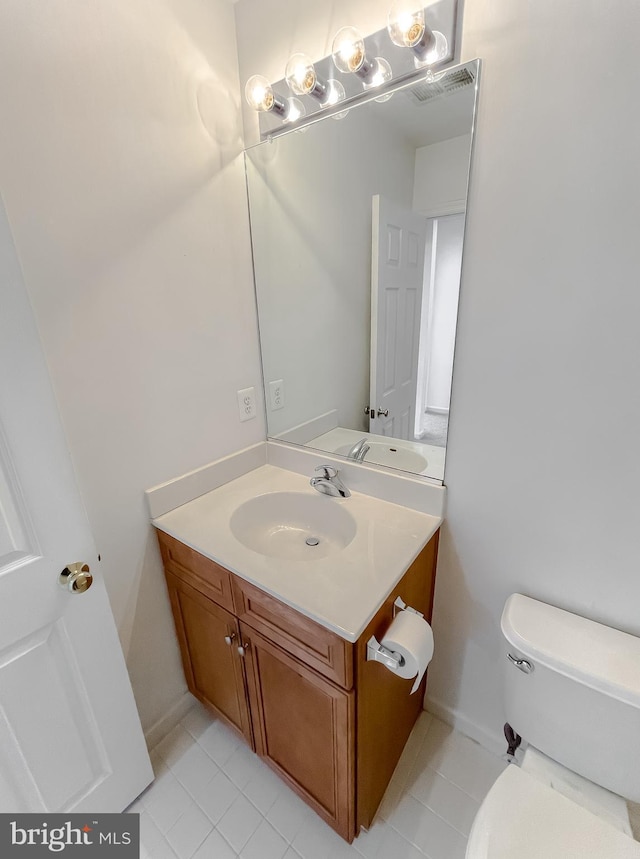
[{"left": 152, "top": 464, "right": 441, "bottom": 841}]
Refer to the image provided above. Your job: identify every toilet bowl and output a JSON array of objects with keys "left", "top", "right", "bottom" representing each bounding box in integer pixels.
[{"left": 465, "top": 594, "right": 640, "bottom": 858}]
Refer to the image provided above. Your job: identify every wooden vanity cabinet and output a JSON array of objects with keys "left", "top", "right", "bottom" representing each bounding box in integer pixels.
[
  {"left": 157, "top": 527, "right": 439, "bottom": 843},
  {"left": 163, "top": 572, "right": 253, "bottom": 747}
]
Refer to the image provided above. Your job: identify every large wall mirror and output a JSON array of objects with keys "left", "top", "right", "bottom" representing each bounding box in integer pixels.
[{"left": 245, "top": 59, "right": 480, "bottom": 483}]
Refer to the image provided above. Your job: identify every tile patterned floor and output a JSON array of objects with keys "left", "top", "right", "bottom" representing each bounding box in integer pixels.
[{"left": 128, "top": 704, "right": 506, "bottom": 859}]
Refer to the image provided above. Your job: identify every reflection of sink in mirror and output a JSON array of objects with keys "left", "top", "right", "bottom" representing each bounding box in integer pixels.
[
  {"left": 308, "top": 428, "right": 445, "bottom": 481},
  {"left": 230, "top": 491, "right": 357, "bottom": 561},
  {"left": 336, "top": 442, "right": 428, "bottom": 474}
]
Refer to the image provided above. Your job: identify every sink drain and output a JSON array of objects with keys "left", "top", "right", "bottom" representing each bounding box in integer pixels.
[{"left": 305, "top": 536, "right": 320, "bottom": 547}]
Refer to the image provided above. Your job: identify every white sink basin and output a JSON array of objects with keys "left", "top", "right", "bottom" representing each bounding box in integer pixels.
[
  {"left": 230, "top": 491, "right": 357, "bottom": 561},
  {"left": 335, "top": 442, "right": 428, "bottom": 473}
]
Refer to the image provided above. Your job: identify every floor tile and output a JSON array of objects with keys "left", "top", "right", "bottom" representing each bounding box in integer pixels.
[
  {"left": 217, "top": 793, "right": 263, "bottom": 854},
  {"left": 198, "top": 721, "right": 241, "bottom": 767},
  {"left": 352, "top": 818, "right": 390, "bottom": 858},
  {"left": 386, "top": 794, "right": 467, "bottom": 858},
  {"left": 241, "top": 818, "right": 289, "bottom": 859},
  {"left": 292, "top": 814, "right": 359, "bottom": 859},
  {"left": 407, "top": 767, "right": 479, "bottom": 835},
  {"left": 145, "top": 772, "right": 193, "bottom": 835},
  {"left": 416, "top": 719, "right": 506, "bottom": 803},
  {"left": 224, "top": 744, "right": 263, "bottom": 790},
  {"left": 267, "top": 790, "right": 313, "bottom": 844},
  {"left": 139, "top": 811, "right": 179, "bottom": 859},
  {"left": 136, "top": 708, "right": 504, "bottom": 859},
  {"left": 181, "top": 700, "right": 214, "bottom": 741},
  {"left": 171, "top": 742, "right": 220, "bottom": 798},
  {"left": 156, "top": 724, "right": 196, "bottom": 770},
  {"left": 195, "top": 769, "right": 239, "bottom": 824},
  {"left": 376, "top": 825, "right": 426, "bottom": 859},
  {"left": 243, "top": 763, "right": 285, "bottom": 814},
  {"left": 192, "top": 828, "right": 237, "bottom": 859},
  {"left": 165, "top": 803, "right": 213, "bottom": 859}
]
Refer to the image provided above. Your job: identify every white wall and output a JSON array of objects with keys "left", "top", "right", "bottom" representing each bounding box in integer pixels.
[
  {"left": 235, "top": 0, "right": 640, "bottom": 752},
  {"left": 413, "top": 134, "right": 472, "bottom": 216},
  {"left": 0, "top": 0, "right": 264, "bottom": 733},
  {"left": 428, "top": 0, "right": 640, "bottom": 748}
]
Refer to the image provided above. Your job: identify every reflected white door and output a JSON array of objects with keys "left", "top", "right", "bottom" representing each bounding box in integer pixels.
[
  {"left": 0, "top": 198, "right": 152, "bottom": 812},
  {"left": 370, "top": 195, "right": 427, "bottom": 439}
]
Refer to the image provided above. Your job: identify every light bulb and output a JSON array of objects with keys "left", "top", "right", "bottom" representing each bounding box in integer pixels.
[
  {"left": 363, "top": 58, "right": 392, "bottom": 91},
  {"left": 324, "top": 80, "right": 346, "bottom": 107},
  {"left": 285, "top": 53, "right": 318, "bottom": 96},
  {"left": 415, "top": 30, "right": 448, "bottom": 67},
  {"left": 386, "top": 3, "right": 448, "bottom": 67},
  {"left": 332, "top": 27, "right": 367, "bottom": 75},
  {"left": 387, "top": 2, "right": 426, "bottom": 48},
  {"left": 245, "top": 74, "right": 303, "bottom": 123},
  {"left": 245, "top": 75, "right": 276, "bottom": 112},
  {"left": 285, "top": 98, "right": 305, "bottom": 124}
]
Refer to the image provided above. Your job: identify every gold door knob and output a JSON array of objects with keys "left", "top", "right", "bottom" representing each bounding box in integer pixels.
[{"left": 59, "top": 562, "right": 93, "bottom": 594}]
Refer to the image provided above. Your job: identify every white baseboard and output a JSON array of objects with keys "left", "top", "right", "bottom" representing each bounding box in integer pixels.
[
  {"left": 144, "top": 691, "right": 196, "bottom": 751},
  {"left": 425, "top": 694, "right": 505, "bottom": 758}
]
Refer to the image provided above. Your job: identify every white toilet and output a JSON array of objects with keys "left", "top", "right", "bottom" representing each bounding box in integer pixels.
[{"left": 466, "top": 593, "right": 640, "bottom": 858}]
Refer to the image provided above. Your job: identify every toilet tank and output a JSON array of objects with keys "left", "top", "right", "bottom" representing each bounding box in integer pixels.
[{"left": 501, "top": 593, "right": 640, "bottom": 803}]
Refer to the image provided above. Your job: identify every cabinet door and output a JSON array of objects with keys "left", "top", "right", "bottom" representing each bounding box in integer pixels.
[
  {"left": 241, "top": 624, "right": 355, "bottom": 841},
  {"left": 166, "top": 572, "right": 253, "bottom": 746}
]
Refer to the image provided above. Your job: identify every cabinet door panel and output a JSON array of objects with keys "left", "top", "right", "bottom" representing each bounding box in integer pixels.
[
  {"left": 232, "top": 576, "right": 353, "bottom": 689},
  {"left": 166, "top": 572, "right": 253, "bottom": 746},
  {"left": 158, "top": 530, "right": 235, "bottom": 611},
  {"left": 242, "top": 625, "right": 355, "bottom": 841}
]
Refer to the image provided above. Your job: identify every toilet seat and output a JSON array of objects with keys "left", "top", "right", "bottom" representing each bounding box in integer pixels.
[{"left": 466, "top": 765, "right": 640, "bottom": 859}]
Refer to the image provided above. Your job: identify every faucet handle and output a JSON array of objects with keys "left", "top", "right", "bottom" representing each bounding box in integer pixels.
[{"left": 314, "top": 464, "right": 337, "bottom": 479}]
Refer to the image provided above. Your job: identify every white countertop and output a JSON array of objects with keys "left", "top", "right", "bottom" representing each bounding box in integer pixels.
[{"left": 153, "top": 464, "right": 441, "bottom": 642}]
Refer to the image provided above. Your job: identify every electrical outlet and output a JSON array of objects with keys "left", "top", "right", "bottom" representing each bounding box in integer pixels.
[
  {"left": 269, "top": 379, "right": 285, "bottom": 411},
  {"left": 237, "top": 387, "right": 257, "bottom": 422}
]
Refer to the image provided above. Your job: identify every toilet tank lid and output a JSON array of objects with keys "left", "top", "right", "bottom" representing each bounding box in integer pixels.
[{"left": 501, "top": 594, "right": 640, "bottom": 708}]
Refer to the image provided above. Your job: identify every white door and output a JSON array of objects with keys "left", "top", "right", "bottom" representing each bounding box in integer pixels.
[
  {"left": 0, "top": 197, "right": 152, "bottom": 813},
  {"left": 370, "top": 195, "right": 427, "bottom": 439}
]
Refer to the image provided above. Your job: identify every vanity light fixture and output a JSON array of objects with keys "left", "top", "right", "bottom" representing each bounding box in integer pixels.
[
  {"left": 245, "top": 74, "right": 305, "bottom": 123},
  {"left": 387, "top": 2, "right": 448, "bottom": 67},
  {"left": 285, "top": 53, "right": 346, "bottom": 108},
  {"left": 331, "top": 26, "right": 392, "bottom": 91}
]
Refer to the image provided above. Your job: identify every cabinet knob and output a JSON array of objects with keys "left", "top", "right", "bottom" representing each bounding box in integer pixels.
[
  {"left": 237, "top": 642, "right": 250, "bottom": 657},
  {"left": 224, "top": 632, "right": 236, "bottom": 645}
]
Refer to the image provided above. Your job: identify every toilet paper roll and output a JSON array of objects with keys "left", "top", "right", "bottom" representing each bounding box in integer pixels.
[{"left": 380, "top": 610, "right": 434, "bottom": 693}]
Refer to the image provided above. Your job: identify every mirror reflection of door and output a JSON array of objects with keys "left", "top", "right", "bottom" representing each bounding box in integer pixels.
[
  {"left": 370, "top": 195, "right": 427, "bottom": 440},
  {"left": 371, "top": 199, "right": 464, "bottom": 451}
]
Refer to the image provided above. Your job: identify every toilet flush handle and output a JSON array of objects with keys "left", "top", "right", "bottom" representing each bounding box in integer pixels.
[{"left": 507, "top": 653, "right": 534, "bottom": 674}]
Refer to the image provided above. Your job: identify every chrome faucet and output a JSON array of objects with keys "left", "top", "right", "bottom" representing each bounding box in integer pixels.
[
  {"left": 309, "top": 465, "right": 350, "bottom": 498},
  {"left": 347, "top": 437, "right": 370, "bottom": 462}
]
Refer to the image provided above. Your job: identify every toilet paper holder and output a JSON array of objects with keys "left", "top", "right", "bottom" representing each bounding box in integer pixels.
[
  {"left": 367, "top": 597, "right": 424, "bottom": 668},
  {"left": 392, "top": 596, "right": 424, "bottom": 619}
]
